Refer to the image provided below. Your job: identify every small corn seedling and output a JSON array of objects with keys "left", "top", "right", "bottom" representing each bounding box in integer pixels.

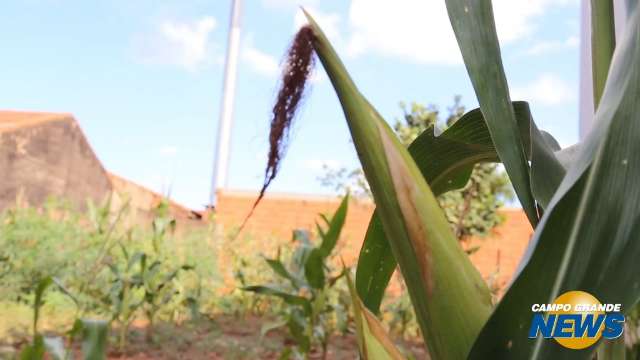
[
  {"left": 19, "top": 277, "right": 109, "bottom": 360},
  {"left": 100, "top": 203, "right": 194, "bottom": 350},
  {"left": 256, "top": 1, "right": 640, "bottom": 359},
  {"left": 243, "top": 196, "right": 349, "bottom": 359}
]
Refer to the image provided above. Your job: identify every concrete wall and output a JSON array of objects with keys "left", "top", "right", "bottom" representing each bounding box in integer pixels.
[{"left": 0, "top": 111, "right": 112, "bottom": 210}]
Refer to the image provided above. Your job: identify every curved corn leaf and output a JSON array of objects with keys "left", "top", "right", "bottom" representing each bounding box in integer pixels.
[
  {"left": 260, "top": 319, "right": 288, "bottom": 340},
  {"left": 52, "top": 277, "right": 79, "bottom": 308},
  {"left": 305, "top": 11, "right": 492, "bottom": 359},
  {"left": 242, "top": 285, "right": 312, "bottom": 315},
  {"left": 590, "top": 0, "right": 616, "bottom": 108},
  {"left": 304, "top": 248, "right": 325, "bottom": 289},
  {"left": 470, "top": 6, "right": 640, "bottom": 358},
  {"left": 596, "top": 337, "right": 625, "bottom": 360},
  {"left": 265, "top": 257, "right": 302, "bottom": 289},
  {"left": 555, "top": 144, "right": 581, "bottom": 169},
  {"left": 445, "top": 0, "right": 538, "bottom": 226},
  {"left": 346, "top": 272, "right": 404, "bottom": 360},
  {"left": 81, "top": 319, "right": 109, "bottom": 360},
  {"left": 318, "top": 194, "right": 349, "bottom": 257},
  {"left": 33, "top": 277, "right": 53, "bottom": 336},
  {"left": 20, "top": 334, "right": 45, "bottom": 360},
  {"left": 529, "top": 120, "right": 567, "bottom": 209},
  {"left": 356, "top": 215, "right": 393, "bottom": 313},
  {"left": 356, "top": 103, "right": 566, "bottom": 313},
  {"left": 304, "top": 195, "right": 349, "bottom": 289},
  {"left": 287, "top": 310, "right": 311, "bottom": 353}
]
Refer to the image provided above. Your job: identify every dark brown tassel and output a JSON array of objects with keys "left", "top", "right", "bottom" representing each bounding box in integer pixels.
[{"left": 237, "top": 26, "right": 316, "bottom": 232}]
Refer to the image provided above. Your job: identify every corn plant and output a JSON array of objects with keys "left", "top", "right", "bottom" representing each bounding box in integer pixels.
[
  {"left": 19, "top": 277, "right": 109, "bottom": 360},
  {"left": 384, "top": 292, "right": 417, "bottom": 341},
  {"left": 98, "top": 202, "right": 194, "bottom": 350},
  {"left": 243, "top": 196, "right": 349, "bottom": 359},
  {"left": 0, "top": 254, "right": 9, "bottom": 280},
  {"left": 101, "top": 240, "right": 193, "bottom": 350},
  {"left": 257, "top": 1, "right": 640, "bottom": 358}
]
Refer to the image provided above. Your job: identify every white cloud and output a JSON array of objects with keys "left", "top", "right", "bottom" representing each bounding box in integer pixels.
[
  {"left": 526, "top": 35, "right": 579, "bottom": 55},
  {"left": 511, "top": 73, "right": 576, "bottom": 106},
  {"left": 242, "top": 37, "right": 280, "bottom": 77},
  {"left": 346, "top": 0, "right": 460, "bottom": 64},
  {"left": 344, "top": 0, "right": 578, "bottom": 65},
  {"left": 492, "top": 0, "right": 577, "bottom": 43},
  {"left": 134, "top": 16, "right": 218, "bottom": 71}
]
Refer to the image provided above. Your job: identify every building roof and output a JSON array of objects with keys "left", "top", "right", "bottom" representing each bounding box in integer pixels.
[{"left": 0, "top": 111, "right": 72, "bottom": 133}]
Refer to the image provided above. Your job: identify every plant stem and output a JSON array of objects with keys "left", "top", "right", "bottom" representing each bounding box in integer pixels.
[{"left": 119, "top": 324, "right": 127, "bottom": 352}]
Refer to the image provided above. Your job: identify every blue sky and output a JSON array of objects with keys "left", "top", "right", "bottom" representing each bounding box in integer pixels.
[{"left": 0, "top": 0, "right": 581, "bottom": 209}]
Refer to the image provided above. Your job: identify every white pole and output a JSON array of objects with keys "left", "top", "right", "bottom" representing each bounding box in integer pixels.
[
  {"left": 578, "top": 0, "right": 627, "bottom": 139},
  {"left": 210, "top": 0, "right": 242, "bottom": 207}
]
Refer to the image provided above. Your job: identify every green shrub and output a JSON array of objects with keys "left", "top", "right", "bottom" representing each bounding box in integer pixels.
[{"left": 0, "top": 197, "right": 217, "bottom": 353}]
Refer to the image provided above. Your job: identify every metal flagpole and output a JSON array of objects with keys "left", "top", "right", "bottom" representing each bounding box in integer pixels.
[{"left": 210, "top": 0, "right": 243, "bottom": 208}]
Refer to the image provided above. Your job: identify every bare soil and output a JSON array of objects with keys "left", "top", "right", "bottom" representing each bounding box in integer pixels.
[{"left": 3, "top": 315, "right": 428, "bottom": 360}]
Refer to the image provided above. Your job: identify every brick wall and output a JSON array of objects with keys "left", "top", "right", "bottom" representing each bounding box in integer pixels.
[{"left": 215, "top": 190, "right": 533, "bottom": 291}]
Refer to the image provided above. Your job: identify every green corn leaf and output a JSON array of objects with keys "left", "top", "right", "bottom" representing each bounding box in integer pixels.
[
  {"left": 158, "top": 265, "right": 194, "bottom": 289},
  {"left": 20, "top": 335, "right": 45, "bottom": 360},
  {"left": 356, "top": 102, "right": 566, "bottom": 313},
  {"left": 260, "top": 319, "right": 288, "bottom": 340},
  {"left": 126, "top": 252, "right": 146, "bottom": 272},
  {"left": 445, "top": 0, "right": 538, "bottom": 226},
  {"left": 33, "top": 277, "right": 53, "bottom": 336},
  {"left": 68, "top": 318, "right": 85, "bottom": 341},
  {"left": 304, "top": 195, "right": 349, "bottom": 289},
  {"left": 242, "top": 285, "right": 312, "bottom": 315},
  {"left": 469, "top": 6, "right": 640, "bottom": 358},
  {"left": 596, "top": 337, "right": 626, "bottom": 360},
  {"left": 529, "top": 117, "right": 567, "bottom": 210},
  {"left": 265, "top": 257, "right": 302, "bottom": 289},
  {"left": 318, "top": 194, "right": 349, "bottom": 257},
  {"left": 555, "top": 144, "right": 581, "bottom": 169},
  {"left": 305, "top": 11, "right": 492, "bottom": 359},
  {"left": 304, "top": 248, "right": 325, "bottom": 289},
  {"left": 81, "top": 319, "right": 109, "bottom": 360},
  {"left": 52, "top": 277, "right": 80, "bottom": 308},
  {"left": 591, "top": 0, "right": 616, "bottom": 108},
  {"left": 346, "top": 272, "right": 405, "bottom": 360},
  {"left": 356, "top": 215, "right": 394, "bottom": 313},
  {"left": 287, "top": 310, "right": 311, "bottom": 353}
]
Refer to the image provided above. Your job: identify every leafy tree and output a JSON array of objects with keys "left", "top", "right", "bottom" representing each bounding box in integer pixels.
[{"left": 319, "top": 97, "right": 513, "bottom": 239}]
